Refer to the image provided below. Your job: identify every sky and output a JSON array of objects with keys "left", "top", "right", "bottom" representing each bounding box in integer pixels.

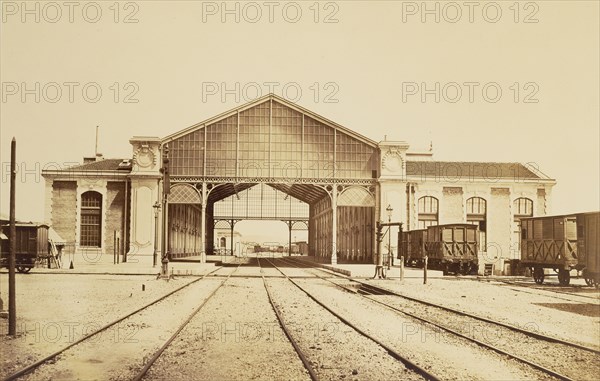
[{"left": 1, "top": 0, "right": 598, "bottom": 242}]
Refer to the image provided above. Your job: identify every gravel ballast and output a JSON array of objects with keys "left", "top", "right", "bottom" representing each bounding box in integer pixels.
[
  {"left": 144, "top": 276, "right": 310, "bottom": 381},
  {"left": 0, "top": 273, "right": 200, "bottom": 379},
  {"left": 264, "top": 275, "right": 426, "bottom": 381},
  {"left": 273, "top": 263, "right": 560, "bottom": 381}
]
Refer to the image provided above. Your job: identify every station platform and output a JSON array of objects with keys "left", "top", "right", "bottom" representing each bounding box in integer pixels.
[
  {"left": 0, "top": 253, "right": 219, "bottom": 276},
  {"left": 290, "top": 256, "right": 446, "bottom": 279},
  {"left": 1, "top": 252, "right": 444, "bottom": 279}
]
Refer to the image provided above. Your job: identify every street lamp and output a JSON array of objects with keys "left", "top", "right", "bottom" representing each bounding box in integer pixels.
[
  {"left": 152, "top": 201, "right": 161, "bottom": 267},
  {"left": 386, "top": 204, "right": 393, "bottom": 269}
]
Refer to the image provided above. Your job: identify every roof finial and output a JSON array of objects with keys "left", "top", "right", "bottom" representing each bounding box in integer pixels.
[{"left": 429, "top": 140, "right": 433, "bottom": 152}]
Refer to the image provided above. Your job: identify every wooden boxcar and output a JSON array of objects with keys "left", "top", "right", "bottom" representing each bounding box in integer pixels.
[
  {"left": 0, "top": 223, "right": 49, "bottom": 273},
  {"left": 577, "top": 212, "right": 600, "bottom": 287},
  {"left": 520, "top": 214, "right": 580, "bottom": 285},
  {"left": 398, "top": 229, "right": 427, "bottom": 267},
  {"left": 424, "top": 224, "right": 479, "bottom": 275}
]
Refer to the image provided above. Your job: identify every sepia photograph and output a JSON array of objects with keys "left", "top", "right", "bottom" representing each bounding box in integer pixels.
[{"left": 0, "top": 1, "right": 599, "bottom": 380}]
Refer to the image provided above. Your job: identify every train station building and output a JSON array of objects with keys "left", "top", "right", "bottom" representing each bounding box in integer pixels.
[{"left": 41, "top": 94, "right": 556, "bottom": 275}]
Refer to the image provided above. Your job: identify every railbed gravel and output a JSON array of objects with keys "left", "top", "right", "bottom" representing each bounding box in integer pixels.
[
  {"left": 331, "top": 277, "right": 600, "bottom": 381},
  {"left": 274, "top": 263, "right": 560, "bottom": 381},
  {"left": 143, "top": 277, "right": 310, "bottom": 381},
  {"left": 12, "top": 276, "right": 228, "bottom": 381},
  {"left": 362, "top": 275, "right": 600, "bottom": 349},
  {"left": 264, "top": 276, "right": 427, "bottom": 381},
  {"left": 0, "top": 274, "right": 200, "bottom": 379}
]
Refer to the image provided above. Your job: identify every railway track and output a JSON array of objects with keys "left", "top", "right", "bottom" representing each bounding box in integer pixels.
[
  {"left": 131, "top": 263, "right": 242, "bottom": 381},
  {"left": 261, "top": 258, "right": 442, "bottom": 381},
  {"left": 284, "top": 257, "right": 600, "bottom": 353},
  {"left": 2, "top": 265, "right": 226, "bottom": 381},
  {"left": 257, "top": 258, "right": 319, "bottom": 381},
  {"left": 493, "top": 279, "right": 600, "bottom": 304},
  {"left": 278, "top": 257, "right": 600, "bottom": 381}
]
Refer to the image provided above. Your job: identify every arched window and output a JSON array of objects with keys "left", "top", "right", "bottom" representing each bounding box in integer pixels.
[
  {"left": 466, "top": 197, "right": 487, "bottom": 246},
  {"left": 80, "top": 191, "right": 102, "bottom": 247},
  {"left": 514, "top": 198, "right": 533, "bottom": 218},
  {"left": 418, "top": 196, "right": 438, "bottom": 229},
  {"left": 513, "top": 198, "right": 533, "bottom": 248}
]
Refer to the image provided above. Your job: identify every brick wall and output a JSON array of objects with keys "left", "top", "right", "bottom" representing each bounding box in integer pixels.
[
  {"left": 51, "top": 181, "right": 77, "bottom": 250},
  {"left": 104, "top": 182, "right": 126, "bottom": 255}
]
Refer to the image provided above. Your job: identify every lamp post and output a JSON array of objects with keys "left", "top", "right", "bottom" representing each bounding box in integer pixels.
[
  {"left": 152, "top": 201, "right": 161, "bottom": 267},
  {"left": 386, "top": 204, "right": 393, "bottom": 269}
]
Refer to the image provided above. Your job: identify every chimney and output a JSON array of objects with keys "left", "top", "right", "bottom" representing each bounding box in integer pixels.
[{"left": 83, "top": 153, "right": 104, "bottom": 164}]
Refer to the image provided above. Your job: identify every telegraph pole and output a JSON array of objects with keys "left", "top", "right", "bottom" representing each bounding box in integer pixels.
[
  {"left": 8, "top": 138, "right": 17, "bottom": 335},
  {"left": 160, "top": 145, "right": 170, "bottom": 278}
]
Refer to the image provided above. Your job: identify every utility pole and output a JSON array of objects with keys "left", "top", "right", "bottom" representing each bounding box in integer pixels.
[
  {"left": 8, "top": 138, "right": 17, "bottom": 335},
  {"left": 160, "top": 145, "right": 170, "bottom": 277}
]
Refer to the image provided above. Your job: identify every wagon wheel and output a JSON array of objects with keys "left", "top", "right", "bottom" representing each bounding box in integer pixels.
[
  {"left": 469, "top": 263, "right": 477, "bottom": 275},
  {"left": 16, "top": 266, "right": 31, "bottom": 274},
  {"left": 533, "top": 267, "right": 544, "bottom": 284},
  {"left": 558, "top": 269, "right": 571, "bottom": 286}
]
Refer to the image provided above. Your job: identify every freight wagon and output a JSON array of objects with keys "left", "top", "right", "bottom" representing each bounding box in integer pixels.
[
  {"left": 520, "top": 214, "right": 581, "bottom": 285},
  {"left": 424, "top": 224, "right": 479, "bottom": 275},
  {"left": 398, "top": 229, "right": 427, "bottom": 267},
  {"left": 0, "top": 222, "right": 49, "bottom": 273},
  {"left": 577, "top": 212, "right": 599, "bottom": 287}
]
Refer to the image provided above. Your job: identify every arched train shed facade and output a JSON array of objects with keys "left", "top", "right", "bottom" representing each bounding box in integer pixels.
[{"left": 42, "top": 94, "right": 556, "bottom": 274}]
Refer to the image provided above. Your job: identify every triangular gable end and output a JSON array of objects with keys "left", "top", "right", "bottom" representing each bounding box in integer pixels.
[{"left": 162, "top": 93, "right": 377, "bottom": 148}]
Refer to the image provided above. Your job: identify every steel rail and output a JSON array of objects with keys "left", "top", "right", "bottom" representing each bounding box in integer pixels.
[
  {"left": 131, "top": 263, "right": 243, "bottom": 381},
  {"left": 283, "top": 257, "right": 600, "bottom": 355},
  {"left": 257, "top": 258, "right": 319, "bottom": 381},
  {"left": 2, "top": 266, "right": 225, "bottom": 381},
  {"left": 265, "top": 258, "right": 440, "bottom": 381},
  {"left": 494, "top": 279, "right": 600, "bottom": 302},
  {"left": 337, "top": 282, "right": 576, "bottom": 381},
  {"left": 277, "top": 258, "right": 584, "bottom": 381}
]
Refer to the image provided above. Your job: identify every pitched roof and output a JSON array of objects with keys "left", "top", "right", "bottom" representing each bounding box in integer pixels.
[
  {"left": 60, "top": 159, "right": 130, "bottom": 172},
  {"left": 405, "top": 161, "right": 552, "bottom": 180},
  {"left": 162, "top": 93, "right": 378, "bottom": 148}
]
